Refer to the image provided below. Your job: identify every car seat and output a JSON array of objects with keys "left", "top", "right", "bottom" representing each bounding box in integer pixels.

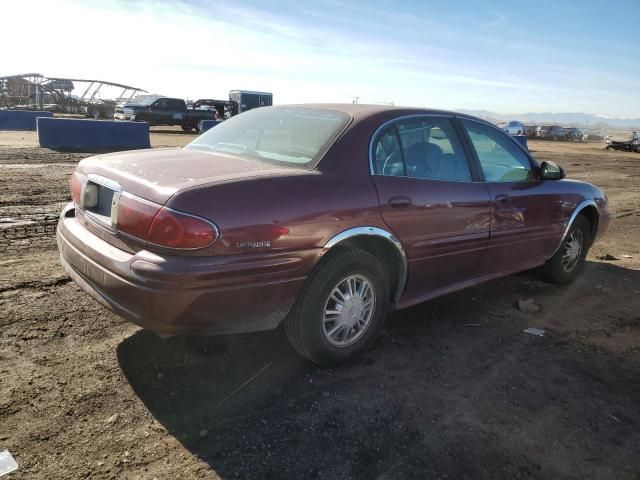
[{"left": 405, "top": 142, "right": 443, "bottom": 178}]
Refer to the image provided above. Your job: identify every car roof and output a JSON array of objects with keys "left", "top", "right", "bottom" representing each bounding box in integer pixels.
[{"left": 279, "top": 103, "right": 491, "bottom": 124}]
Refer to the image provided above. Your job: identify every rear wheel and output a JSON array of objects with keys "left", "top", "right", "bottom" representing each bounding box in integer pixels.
[
  {"left": 544, "top": 215, "right": 591, "bottom": 284},
  {"left": 285, "top": 248, "right": 390, "bottom": 366},
  {"left": 181, "top": 124, "right": 193, "bottom": 133}
]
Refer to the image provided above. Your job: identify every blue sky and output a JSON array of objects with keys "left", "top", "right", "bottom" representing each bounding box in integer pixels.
[{"left": 3, "top": 0, "right": 639, "bottom": 116}]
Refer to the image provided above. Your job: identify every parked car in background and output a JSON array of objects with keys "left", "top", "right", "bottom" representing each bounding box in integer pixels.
[
  {"left": 565, "top": 127, "right": 586, "bottom": 142},
  {"left": 83, "top": 100, "right": 116, "bottom": 119},
  {"left": 501, "top": 120, "right": 525, "bottom": 135},
  {"left": 540, "top": 125, "right": 567, "bottom": 141},
  {"left": 605, "top": 131, "right": 640, "bottom": 152},
  {"left": 524, "top": 125, "right": 541, "bottom": 138},
  {"left": 58, "top": 104, "right": 611, "bottom": 366},
  {"left": 114, "top": 96, "right": 217, "bottom": 132}
]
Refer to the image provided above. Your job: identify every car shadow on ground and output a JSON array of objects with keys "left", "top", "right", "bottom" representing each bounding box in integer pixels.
[
  {"left": 117, "top": 261, "right": 640, "bottom": 479},
  {"left": 117, "top": 326, "right": 309, "bottom": 430}
]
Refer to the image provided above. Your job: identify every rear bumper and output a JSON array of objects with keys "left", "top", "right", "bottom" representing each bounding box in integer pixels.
[{"left": 57, "top": 203, "right": 319, "bottom": 335}]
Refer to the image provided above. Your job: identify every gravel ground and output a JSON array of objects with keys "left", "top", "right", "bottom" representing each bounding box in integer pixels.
[{"left": 0, "top": 133, "right": 639, "bottom": 479}]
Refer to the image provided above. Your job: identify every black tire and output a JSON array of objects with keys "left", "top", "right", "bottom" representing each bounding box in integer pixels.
[
  {"left": 543, "top": 215, "right": 591, "bottom": 285},
  {"left": 181, "top": 124, "right": 193, "bottom": 133},
  {"left": 285, "top": 248, "right": 390, "bottom": 366}
]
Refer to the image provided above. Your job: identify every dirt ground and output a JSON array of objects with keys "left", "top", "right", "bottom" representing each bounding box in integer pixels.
[{"left": 0, "top": 131, "right": 639, "bottom": 479}]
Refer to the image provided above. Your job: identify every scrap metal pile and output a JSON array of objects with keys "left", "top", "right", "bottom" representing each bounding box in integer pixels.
[{"left": 0, "top": 73, "right": 146, "bottom": 118}]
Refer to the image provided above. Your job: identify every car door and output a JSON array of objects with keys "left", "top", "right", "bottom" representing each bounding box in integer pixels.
[
  {"left": 150, "top": 98, "right": 169, "bottom": 124},
  {"left": 371, "top": 115, "right": 492, "bottom": 305},
  {"left": 167, "top": 98, "right": 186, "bottom": 125},
  {"left": 459, "top": 118, "right": 566, "bottom": 275}
]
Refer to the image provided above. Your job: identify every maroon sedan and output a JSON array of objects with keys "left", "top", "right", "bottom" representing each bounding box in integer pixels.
[{"left": 57, "top": 104, "right": 611, "bottom": 365}]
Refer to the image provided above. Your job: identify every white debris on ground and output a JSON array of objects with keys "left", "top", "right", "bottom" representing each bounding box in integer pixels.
[
  {"left": 523, "top": 328, "right": 546, "bottom": 337},
  {"left": 0, "top": 450, "right": 18, "bottom": 477}
]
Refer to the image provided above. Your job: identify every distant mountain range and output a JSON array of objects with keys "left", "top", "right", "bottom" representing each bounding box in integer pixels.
[{"left": 457, "top": 110, "right": 640, "bottom": 129}]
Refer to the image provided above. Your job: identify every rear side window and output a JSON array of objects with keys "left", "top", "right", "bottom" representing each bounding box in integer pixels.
[
  {"left": 167, "top": 99, "right": 185, "bottom": 109},
  {"left": 374, "top": 128, "right": 404, "bottom": 176},
  {"left": 373, "top": 116, "right": 472, "bottom": 182},
  {"left": 461, "top": 119, "right": 533, "bottom": 182}
]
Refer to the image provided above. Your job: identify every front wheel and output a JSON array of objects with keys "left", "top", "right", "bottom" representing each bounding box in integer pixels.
[
  {"left": 285, "top": 248, "right": 390, "bottom": 366},
  {"left": 544, "top": 216, "right": 591, "bottom": 284}
]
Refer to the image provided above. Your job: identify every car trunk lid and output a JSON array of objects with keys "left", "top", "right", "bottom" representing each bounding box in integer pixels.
[
  {"left": 76, "top": 147, "right": 295, "bottom": 205},
  {"left": 73, "top": 148, "right": 300, "bottom": 251}
]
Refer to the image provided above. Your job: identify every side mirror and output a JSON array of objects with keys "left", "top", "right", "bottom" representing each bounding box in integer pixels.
[{"left": 540, "top": 161, "right": 565, "bottom": 180}]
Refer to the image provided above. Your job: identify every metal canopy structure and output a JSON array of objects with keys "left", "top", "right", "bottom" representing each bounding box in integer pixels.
[{"left": 0, "top": 73, "right": 147, "bottom": 117}]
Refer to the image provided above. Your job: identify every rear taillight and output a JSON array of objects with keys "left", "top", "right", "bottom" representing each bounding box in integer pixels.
[
  {"left": 148, "top": 208, "right": 218, "bottom": 249},
  {"left": 116, "top": 193, "right": 160, "bottom": 240},
  {"left": 70, "top": 172, "right": 84, "bottom": 205},
  {"left": 115, "top": 193, "right": 217, "bottom": 249}
]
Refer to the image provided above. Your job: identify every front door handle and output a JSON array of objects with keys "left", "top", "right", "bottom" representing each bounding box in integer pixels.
[
  {"left": 494, "top": 194, "right": 511, "bottom": 204},
  {"left": 388, "top": 196, "right": 413, "bottom": 208}
]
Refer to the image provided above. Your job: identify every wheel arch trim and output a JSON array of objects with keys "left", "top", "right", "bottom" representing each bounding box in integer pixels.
[
  {"left": 323, "top": 226, "right": 407, "bottom": 305},
  {"left": 551, "top": 199, "right": 598, "bottom": 257}
]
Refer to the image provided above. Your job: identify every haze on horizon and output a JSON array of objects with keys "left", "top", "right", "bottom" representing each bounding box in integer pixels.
[{"left": 2, "top": 0, "right": 638, "bottom": 118}]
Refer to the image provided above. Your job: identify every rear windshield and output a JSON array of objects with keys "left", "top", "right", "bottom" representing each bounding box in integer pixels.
[{"left": 186, "top": 107, "right": 350, "bottom": 168}]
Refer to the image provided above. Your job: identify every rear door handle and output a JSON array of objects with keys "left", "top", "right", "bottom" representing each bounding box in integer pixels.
[
  {"left": 388, "top": 196, "right": 413, "bottom": 208},
  {"left": 494, "top": 194, "right": 511, "bottom": 204}
]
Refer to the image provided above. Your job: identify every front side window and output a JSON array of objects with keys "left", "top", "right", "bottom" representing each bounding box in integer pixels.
[
  {"left": 461, "top": 119, "right": 533, "bottom": 182},
  {"left": 187, "top": 107, "right": 350, "bottom": 168},
  {"left": 373, "top": 117, "right": 472, "bottom": 182}
]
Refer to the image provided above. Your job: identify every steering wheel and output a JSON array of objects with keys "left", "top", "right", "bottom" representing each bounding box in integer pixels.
[{"left": 382, "top": 151, "right": 400, "bottom": 175}]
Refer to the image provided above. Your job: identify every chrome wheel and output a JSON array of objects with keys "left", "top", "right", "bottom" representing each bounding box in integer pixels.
[
  {"left": 323, "top": 274, "right": 376, "bottom": 347},
  {"left": 562, "top": 229, "right": 583, "bottom": 272}
]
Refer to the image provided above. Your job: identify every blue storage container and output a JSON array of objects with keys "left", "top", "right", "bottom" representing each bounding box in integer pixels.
[
  {"left": 199, "top": 119, "right": 223, "bottom": 133},
  {"left": 0, "top": 110, "right": 53, "bottom": 130},
  {"left": 37, "top": 118, "right": 150, "bottom": 152},
  {"left": 512, "top": 135, "right": 528, "bottom": 150}
]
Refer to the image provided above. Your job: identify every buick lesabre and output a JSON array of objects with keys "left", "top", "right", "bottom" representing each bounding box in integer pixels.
[{"left": 57, "top": 104, "right": 611, "bottom": 365}]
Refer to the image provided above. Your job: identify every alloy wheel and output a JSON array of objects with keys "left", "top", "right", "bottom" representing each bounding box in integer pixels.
[
  {"left": 322, "top": 274, "right": 376, "bottom": 347},
  {"left": 562, "top": 229, "right": 583, "bottom": 272}
]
